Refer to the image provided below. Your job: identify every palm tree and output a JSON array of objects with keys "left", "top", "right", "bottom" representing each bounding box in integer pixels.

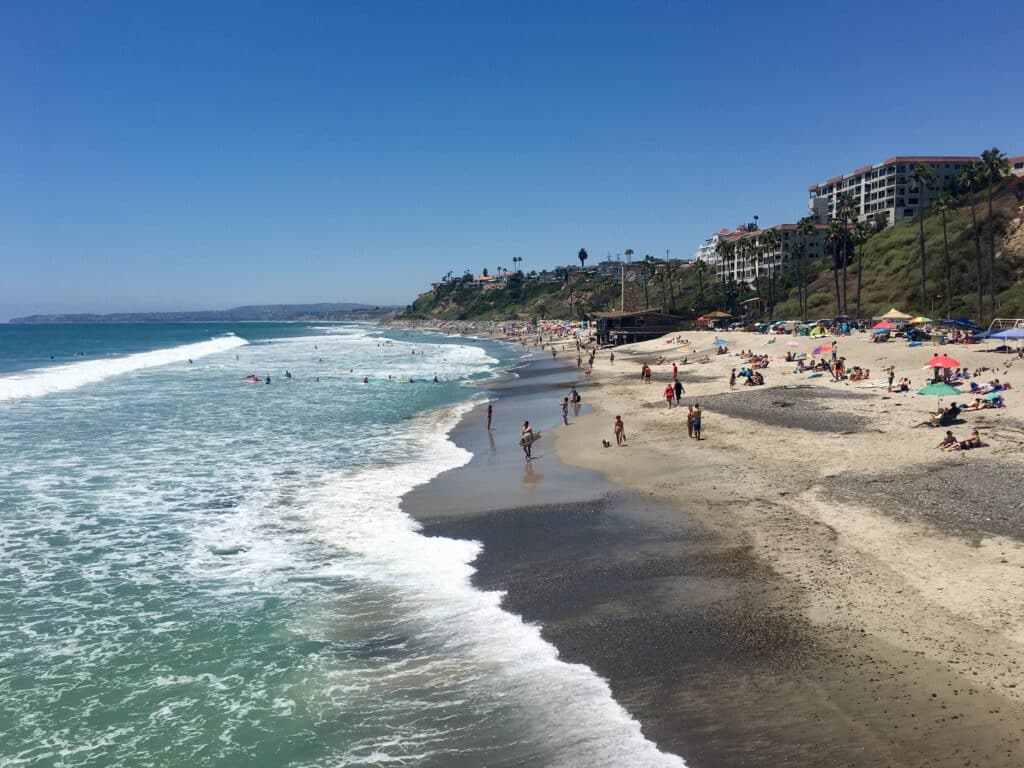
[
  {"left": 641, "top": 254, "right": 656, "bottom": 309},
  {"left": 836, "top": 193, "right": 859, "bottom": 315},
  {"left": 578, "top": 248, "right": 588, "bottom": 271},
  {"left": 825, "top": 221, "right": 844, "bottom": 316},
  {"left": 715, "top": 239, "right": 735, "bottom": 311},
  {"left": 980, "top": 147, "right": 1010, "bottom": 319},
  {"left": 852, "top": 221, "right": 871, "bottom": 320},
  {"left": 957, "top": 160, "right": 986, "bottom": 323},
  {"left": 909, "top": 163, "right": 939, "bottom": 311},
  {"left": 624, "top": 248, "right": 634, "bottom": 263},
  {"left": 932, "top": 192, "right": 957, "bottom": 319},
  {"left": 797, "top": 216, "right": 815, "bottom": 321},
  {"left": 759, "top": 228, "right": 781, "bottom": 319},
  {"left": 694, "top": 259, "right": 706, "bottom": 307}
]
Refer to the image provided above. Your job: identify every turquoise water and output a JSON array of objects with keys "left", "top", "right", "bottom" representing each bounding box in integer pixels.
[{"left": 0, "top": 323, "right": 685, "bottom": 767}]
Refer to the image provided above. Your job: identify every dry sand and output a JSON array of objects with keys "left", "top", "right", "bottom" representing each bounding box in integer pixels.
[{"left": 550, "top": 329, "right": 1024, "bottom": 764}]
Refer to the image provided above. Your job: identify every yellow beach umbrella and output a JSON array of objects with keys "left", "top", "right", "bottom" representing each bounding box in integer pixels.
[{"left": 910, "top": 316, "right": 931, "bottom": 324}]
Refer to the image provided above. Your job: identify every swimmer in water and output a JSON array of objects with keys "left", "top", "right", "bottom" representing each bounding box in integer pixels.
[
  {"left": 265, "top": 374, "right": 271, "bottom": 384},
  {"left": 363, "top": 376, "right": 369, "bottom": 384}
]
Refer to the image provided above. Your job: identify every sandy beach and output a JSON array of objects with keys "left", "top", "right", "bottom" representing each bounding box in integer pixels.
[{"left": 401, "top": 328, "right": 1024, "bottom": 766}]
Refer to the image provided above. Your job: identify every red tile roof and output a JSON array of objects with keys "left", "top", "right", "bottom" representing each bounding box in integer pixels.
[{"left": 812, "top": 155, "right": 979, "bottom": 189}]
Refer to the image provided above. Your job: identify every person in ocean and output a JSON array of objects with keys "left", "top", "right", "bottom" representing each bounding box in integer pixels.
[
  {"left": 285, "top": 370, "right": 292, "bottom": 379},
  {"left": 521, "top": 421, "right": 535, "bottom": 461},
  {"left": 265, "top": 374, "right": 271, "bottom": 384},
  {"left": 560, "top": 396, "right": 570, "bottom": 424}
]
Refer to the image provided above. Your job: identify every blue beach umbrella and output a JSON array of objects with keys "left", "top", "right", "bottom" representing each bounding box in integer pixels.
[{"left": 713, "top": 338, "right": 728, "bottom": 346}]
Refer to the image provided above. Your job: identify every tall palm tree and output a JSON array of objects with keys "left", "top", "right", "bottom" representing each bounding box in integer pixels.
[
  {"left": 715, "top": 239, "right": 735, "bottom": 311},
  {"left": 980, "top": 147, "right": 1010, "bottom": 319},
  {"left": 852, "top": 221, "right": 872, "bottom": 320},
  {"left": 825, "top": 221, "right": 844, "bottom": 316},
  {"left": 797, "top": 216, "right": 815, "bottom": 321},
  {"left": 759, "top": 228, "right": 781, "bottom": 319},
  {"left": 909, "top": 163, "right": 939, "bottom": 311},
  {"left": 694, "top": 259, "right": 706, "bottom": 307},
  {"left": 624, "top": 248, "right": 634, "bottom": 263},
  {"left": 641, "top": 254, "right": 656, "bottom": 309},
  {"left": 956, "top": 160, "right": 986, "bottom": 323},
  {"left": 577, "top": 248, "right": 588, "bottom": 271},
  {"left": 836, "top": 193, "right": 859, "bottom": 315},
  {"left": 932, "top": 193, "right": 957, "bottom": 320}
]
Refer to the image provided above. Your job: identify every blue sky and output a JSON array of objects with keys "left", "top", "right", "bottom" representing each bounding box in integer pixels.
[{"left": 2, "top": 0, "right": 1021, "bottom": 319}]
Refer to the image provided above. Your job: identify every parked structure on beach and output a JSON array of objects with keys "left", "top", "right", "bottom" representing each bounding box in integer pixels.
[{"left": 808, "top": 155, "right": 978, "bottom": 227}]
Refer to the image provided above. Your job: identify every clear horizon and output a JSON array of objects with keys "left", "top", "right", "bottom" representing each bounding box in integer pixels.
[{"left": 3, "top": 0, "right": 1022, "bottom": 321}]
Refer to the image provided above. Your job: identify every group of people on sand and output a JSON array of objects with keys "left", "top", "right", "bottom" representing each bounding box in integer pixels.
[{"left": 937, "top": 428, "right": 983, "bottom": 451}]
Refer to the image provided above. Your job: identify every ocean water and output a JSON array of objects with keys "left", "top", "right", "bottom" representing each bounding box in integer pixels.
[{"left": 0, "top": 322, "right": 685, "bottom": 768}]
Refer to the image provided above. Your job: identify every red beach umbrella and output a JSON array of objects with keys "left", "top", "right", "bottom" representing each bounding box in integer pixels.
[
  {"left": 873, "top": 321, "right": 895, "bottom": 330},
  {"left": 812, "top": 344, "right": 833, "bottom": 355},
  {"left": 925, "top": 354, "right": 960, "bottom": 369}
]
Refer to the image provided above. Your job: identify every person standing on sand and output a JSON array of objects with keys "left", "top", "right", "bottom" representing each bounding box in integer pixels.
[
  {"left": 672, "top": 362, "right": 678, "bottom": 380},
  {"left": 674, "top": 378, "right": 683, "bottom": 405},
  {"left": 887, "top": 367, "right": 895, "bottom": 392},
  {"left": 730, "top": 368, "right": 737, "bottom": 389},
  {"left": 692, "top": 403, "right": 703, "bottom": 440},
  {"left": 613, "top": 415, "right": 626, "bottom": 446},
  {"left": 486, "top": 402, "right": 493, "bottom": 430},
  {"left": 560, "top": 396, "right": 570, "bottom": 425},
  {"left": 686, "top": 405, "right": 694, "bottom": 438},
  {"left": 521, "top": 421, "right": 534, "bottom": 461},
  {"left": 576, "top": 354, "right": 582, "bottom": 369},
  {"left": 610, "top": 351, "right": 615, "bottom": 364}
]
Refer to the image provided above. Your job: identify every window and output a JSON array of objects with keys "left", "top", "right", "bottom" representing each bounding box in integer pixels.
[{"left": 904, "top": 208, "right": 914, "bottom": 217}]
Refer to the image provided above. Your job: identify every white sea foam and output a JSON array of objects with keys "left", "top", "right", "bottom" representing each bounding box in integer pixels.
[
  {"left": 0, "top": 335, "right": 248, "bottom": 402},
  {"left": 296, "top": 404, "right": 688, "bottom": 767}
]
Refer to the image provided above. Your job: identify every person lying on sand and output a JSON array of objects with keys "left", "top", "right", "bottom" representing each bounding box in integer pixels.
[{"left": 913, "top": 403, "right": 961, "bottom": 428}]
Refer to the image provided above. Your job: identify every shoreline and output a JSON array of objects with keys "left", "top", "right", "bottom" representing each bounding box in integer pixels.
[{"left": 402, "top": 327, "right": 1024, "bottom": 766}]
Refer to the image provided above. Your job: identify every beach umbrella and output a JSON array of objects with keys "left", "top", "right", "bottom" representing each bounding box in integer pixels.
[
  {"left": 925, "top": 354, "right": 960, "bottom": 369},
  {"left": 873, "top": 321, "right": 895, "bottom": 330},
  {"left": 812, "top": 344, "right": 833, "bottom": 355},
  {"left": 713, "top": 338, "right": 728, "bottom": 346},
  {"left": 872, "top": 328, "right": 889, "bottom": 335},
  {"left": 910, "top": 316, "right": 931, "bottom": 324},
  {"left": 917, "top": 381, "right": 961, "bottom": 409}
]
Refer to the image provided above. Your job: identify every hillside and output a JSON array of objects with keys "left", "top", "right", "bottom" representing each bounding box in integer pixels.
[
  {"left": 402, "top": 175, "right": 1024, "bottom": 324},
  {"left": 776, "top": 175, "right": 1024, "bottom": 321}
]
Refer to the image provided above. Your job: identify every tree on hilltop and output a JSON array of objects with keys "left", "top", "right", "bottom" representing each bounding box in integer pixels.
[{"left": 981, "top": 147, "right": 1010, "bottom": 319}]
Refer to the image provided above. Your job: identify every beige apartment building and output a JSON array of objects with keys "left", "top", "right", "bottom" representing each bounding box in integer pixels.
[
  {"left": 807, "top": 155, "right": 977, "bottom": 226},
  {"left": 710, "top": 223, "right": 829, "bottom": 285}
]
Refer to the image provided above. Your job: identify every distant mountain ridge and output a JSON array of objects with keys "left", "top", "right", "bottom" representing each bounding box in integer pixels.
[{"left": 9, "top": 303, "right": 397, "bottom": 324}]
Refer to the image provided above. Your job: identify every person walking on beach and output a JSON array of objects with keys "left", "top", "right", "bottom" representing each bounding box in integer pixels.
[
  {"left": 887, "top": 367, "right": 896, "bottom": 392},
  {"left": 674, "top": 378, "right": 683, "bottom": 404},
  {"left": 609, "top": 351, "right": 615, "bottom": 364},
  {"left": 486, "top": 402, "right": 493, "bottom": 430},
  {"left": 614, "top": 415, "right": 626, "bottom": 446},
  {"left": 576, "top": 354, "right": 582, "bottom": 369},
  {"left": 730, "top": 369, "right": 737, "bottom": 389},
  {"left": 672, "top": 362, "right": 678, "bottom": 380},
  {"left": 664, "top": 383, "right": 675, "bottom": 408},
  {"left": 692, "top": 404, "right": 703, "bottom": 440},
  {"left": 521, "top": 421, "right": 534, "bottom": 460},
  {"left": 686, "top": 405, "right": 694, "bottom": 438},
  {"left": 561, "top": 396, "right": 570, "bottom": 425}
]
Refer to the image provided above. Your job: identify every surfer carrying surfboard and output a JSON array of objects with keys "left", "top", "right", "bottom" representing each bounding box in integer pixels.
[{"left": 520, "top": 421, "right": 536, "bottom": 461}]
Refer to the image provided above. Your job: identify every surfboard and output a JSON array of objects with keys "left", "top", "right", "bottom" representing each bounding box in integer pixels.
[{"left": 519, "top": 431, "right": 542, "bottom": 446}]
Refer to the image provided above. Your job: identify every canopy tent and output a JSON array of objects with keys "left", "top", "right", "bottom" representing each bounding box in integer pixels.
[
  {"left": 879, "top": 308, "right": 912, "bottom": 320},
  {"left": 991, "top": 327, "right": 1024, "bottom": 340},
  {"left": 938, "top": 317, "right": 982, "bottom": 330},
  {"left": 703, "top": 311, "right": 731, "bottom": 318}
]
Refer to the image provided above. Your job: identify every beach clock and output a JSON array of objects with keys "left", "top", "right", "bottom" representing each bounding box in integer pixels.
[{"left": 625, "top": 270, "right": 637, "bottom": 283}]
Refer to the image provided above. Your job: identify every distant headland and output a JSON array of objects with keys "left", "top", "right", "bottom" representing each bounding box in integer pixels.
[{"left": 8, "top": 303, "right": 398, "bottom": 324}]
